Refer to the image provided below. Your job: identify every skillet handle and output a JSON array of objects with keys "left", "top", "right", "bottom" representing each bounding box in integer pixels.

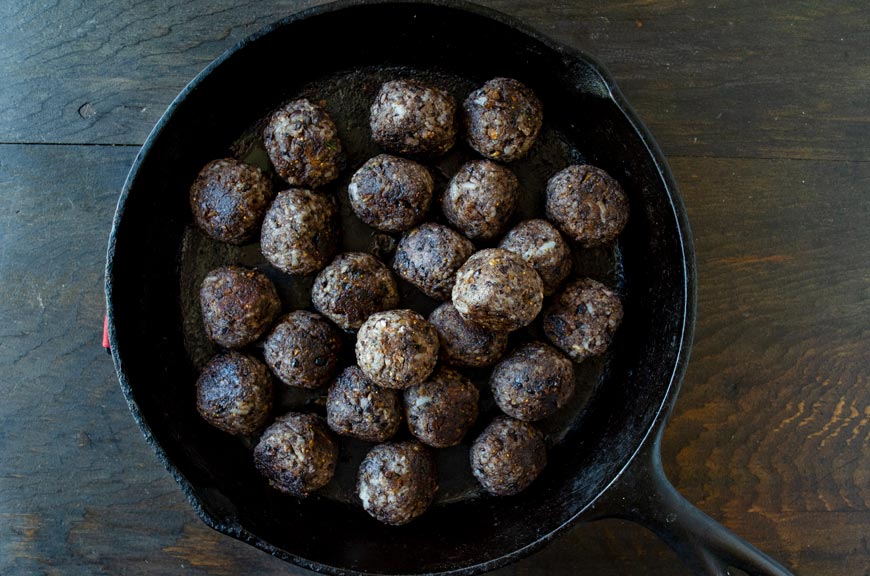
[{"left": 588, "top": 429, "right": 793, "bottom": 576}]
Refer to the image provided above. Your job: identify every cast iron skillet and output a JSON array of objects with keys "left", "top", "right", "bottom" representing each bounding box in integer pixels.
[{"left": 105, "top": 2, "right": 794, "bottom": 574}]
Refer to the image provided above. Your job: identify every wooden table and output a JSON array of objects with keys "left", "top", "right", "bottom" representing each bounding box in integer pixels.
[{"left": 1, "top": 1, "right": 867, "bottom": 574}]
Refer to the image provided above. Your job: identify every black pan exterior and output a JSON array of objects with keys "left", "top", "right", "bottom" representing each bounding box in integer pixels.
[{"left": 106, "top": 1, "right": 695, "bottom": 574}]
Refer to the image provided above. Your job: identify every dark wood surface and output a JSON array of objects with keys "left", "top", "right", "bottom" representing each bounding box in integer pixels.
[{"left": 1, "top": 1, "right": 867, "bottom": 574}]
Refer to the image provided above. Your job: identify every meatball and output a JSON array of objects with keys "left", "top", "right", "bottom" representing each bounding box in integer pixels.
[
  {"left": 357, "top": 442, "right": 438, "bottom": 526},
  {"left": 311, "top": 252, "right": 399, "bottom": 331},
  {"left": 470, "top": 416, "right": 546, "bottom": 496},
  {"left": 428, "top": 303, "right": 508, "bottom": 368},
  {"left": 452, "top": 248, "right": 543, "bottom": 332},
  {"left": 490, "top": 342, "right": 575, "bottom": 422},
  {"left": 463, "top": 77, "right": 542, "bottom": 162},
  {"left": 254, "top": 412, "right": 338, "bottom": 497},
  {"left": 200, "top": 266, "right": 281, "bottom": 349},
  {"left": 189, "top": 158, "right": 274, "bottom": 245},
  {"left": 355, "top": 309, "right": 439, "bottom": 390},
  {"left": 545, "top": 164, "right": 629, "bottom": 247},
  {"left": 263, "top": 98, "right": 343, "bottom": 188},
  {"left": 263, "top": 311, "right": 342, "bottom": 389},
  {"left": 370, "top": 79, "right": 457, "bottom": 156},
  {"left": 442, "top": 160, "right": 518, "bottom": 241},
  {"left": 542, "top": 278, "right": 624, "bottom": 362},
  {"left": 499, "top": 219, "right": 572, "bottom": 296},
  {"left": 393, "top": 223, "right": 475, "bottom": 301},
  {"left": 260, "top": 188, "right": 339, "bottom": 275},
  {"left": 326, "top": 366, "right": 402, "bottom": 442},
  {"left": 404, "top": 368, "right": 479, "bottom": 448},
  {"left": 348, "top": 154, "right": 434, "bottom": 233},
  {"left": 195, "top": 352, "right": 273, "bottom": 436}
]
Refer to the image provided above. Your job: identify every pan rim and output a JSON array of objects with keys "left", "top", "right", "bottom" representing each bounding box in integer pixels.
[{"left": 105, "top": 1, "right": 697, "bottom": 574}]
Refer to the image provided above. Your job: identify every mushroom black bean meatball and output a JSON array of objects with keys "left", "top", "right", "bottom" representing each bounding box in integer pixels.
[
  {"left": 260, "top": 188, "right": 339, "bottom": 275},
  {"left": 189, "top": 158, "right": 274, "bottom": 245},
  {"left": 348, "top": 154, "right": 434, "bottom": 233},
  {"left": 470, "top": 416, "right": 546, "bottom": 496},
  {"left": 200, "top": 266, "right": 281, "bottom": 349},
  {"left": 355, "top": 309, "right": 439, "bottom": 390},
  {"left": 263, "top": 311, "right": 342, "bottom": 389},
  {"left": 545, "top": 164, "right": 629, "bottom": 247},
  {"left": 311, "top": 252, "right": 400, "bottom": 331},
  {"left": 370, "top": 79, "right": 457, "bottom": 156},
  {"left": 543, "top": 278, "right": 624, "bottom": 362},
  {"left": 499, "top": 219, "right": 572, "bottom": 296},
  {"left": 463, "top": 77, "right": 543, "bottom": 162},
  {"left": 428, "top": 303, "right": 508, "bottom": 368},
  {"left": 393, "top": 223, "right": 475, "bottom": 301},
  {"left": 254, "top": 412, "right": 338, "bottom": 497},
  {"left": 442, "top": 160, "right": 518, "bottom": 241},
  {"left": 357, "top": 442, "right": 438, "bottom": 526},
  {"left": 452, "top": 248, "right": 543, "bottom": 332},
  {"left": 263, "top": 99, "right": 343, "bottom": 188},
  {"left": 490, "top": 342, "right": 575, "bottom": 422},
  {"left": 404, "top": 368, "right": 479, "bottom": 448},
  {"left": 196, "top": 352, "right": 273, "bottom": 436},
  {"left": 326, "top": 366, "right": 402, "bottom": 442}
]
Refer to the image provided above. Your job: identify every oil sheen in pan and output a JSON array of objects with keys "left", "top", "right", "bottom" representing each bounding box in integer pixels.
[{"left": 178, "top": 65, "right": 625, "bottom": 506}]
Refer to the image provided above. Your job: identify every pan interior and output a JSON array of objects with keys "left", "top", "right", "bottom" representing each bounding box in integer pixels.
[{"left": 108, "top": 3, "right": 690, "bottom": 574}]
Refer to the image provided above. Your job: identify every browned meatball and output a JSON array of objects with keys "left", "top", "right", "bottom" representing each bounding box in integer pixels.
[
  {"left": 189, "top": 158, "right": 274, "bottom": 245},
  {"left": 311, "top": 252, "right": 399, "bottom": 331},
  {"left": 348, "top": 155, "right": 434, "bottom": 233},
  {"left": 370, "top": 79, "right": 457, "bottom": 156},
  {"left": 543, "top": 278, "right": 624, "bottom": 362},
  {"left": 404, "top": 368, "right": 479, "bottom": 448},
  {"left": 428, "top": 303, "right": 508, "bottom": 368},
  {"left": 357, "top": 442, "right": 438, "bottom": 525},
  {"left": 499, "top": 219, "right": 572, "bottom": 296},
  {"left": 470, "top": 416, "right": 546, "bottom": 496},
  {"left": 355, "top": 309, "right": 439, "bottom": 390},
  {"left": 326, "top": 366, "right": 402, "bottom": 442},
  {"left": 545, "top": 164, "right": 629, "bottom": 247},
  {"left": 254, "top": 412, "right": 338, "bottom": 497},
  {"left": 490, "top": 342, "right": 575, "bottom": 422},
  {"left": 263, "top": 99, "right": 343, "bottom": 188},
  {"left": 442, "top": 160, "right": 518, "bottom": 241},
  {"left": 393, "top": 223, "right": 474, "bottom": 301},
  {"left": 200, "top": 266, "right": 281, "bottom": 349},
  {"left": 263, "top": 311, "right": 342, "bottom": 389},
  {"left": 452, "top": 248, "right": 543, "bottom": 332},
  {"left": 195, "top": 352, "right": 273, "bottom": 436},
  {"left": 463, "top": 77, "right": 542, "bottom": 162},
  {"left": 260, "top": 188, "right": 339, "bottom": 275}
]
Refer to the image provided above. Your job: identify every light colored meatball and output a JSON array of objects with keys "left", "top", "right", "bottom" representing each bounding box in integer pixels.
[
  {"left": 189, "top": 158, "right": 273, "bottom": 245},
  {"left": 254, "top": 412, "right": 338, "bottom": 497},
  {"left": 393, "top": 223, "right": 474, "bottom": 301},
  {"left": 452, "top": 248, "right": 543, "bottom": 332},
  {"left": 199, "top": 266, "right": 281, "bottom": 349},
  {"left": 263, "top": 311, "right": 342, "bottom": 389},
  {"left": 542, "top": 278, "right": 624, "bottom": 362},
  {"left": 348, "top": 154, "right": 434, "bottom": 233},
  {"left": 196, "top": 352, "right": 273, "bottom": 436},
  {"left": 428, "top": 303, "right": 508, "bottom": 368},
  {"left": 442, "top": 160, "right": 518, "bottom": 241},
  {"left": 326, "top": 366, "right": 402, "bottom": 442},
  {"left": 370, "top": 79, "right": 457, "bottom": 156},
  {"left": 355, "top": 309, "right": 439, "bottom": 390},
  {"left": 490, "top": 341, "right": 575, "bottom": 422},
  {"left": 404, "top": 368, "right": 479, "bottom": 448},
  {"left": 463, "top": 77, "right": 542, "bottom": 162},
  {"left": 357, "top": 442, "right": 438, "bottom": 526},
  {"left": 499, "top": 219, "right": 572, "bottom": 296},
  {"left": 545, "top": 164, "right": 629, "bottom": 247},
  {"left": 263, "top": 98, "right": 343, "bottom": 188},
  {"left": 470, "top": 416, "right": 546, "bottom": 496},
  {"left": 260, "top": 188, "right": 339, "bottom": 275},
  {"left": 311, "top": 253, "right": 399, "bottom": 331}
]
